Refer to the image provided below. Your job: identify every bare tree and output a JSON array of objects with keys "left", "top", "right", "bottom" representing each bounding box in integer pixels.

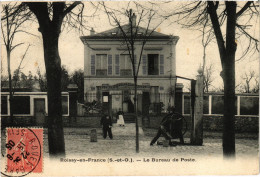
[
  {"left": 203, "top": 64, "right": 214, "bottom": 93},
  {"left": 99, "top": 2, "right": 166, "bottom": 153},
  {"left": 252, "top": 74, "right": 259, "bottom": 93},
  {"left": 36, "top": 67, "right": 47, "bottom": 92},
  {"left": 1, "top": 3, "right": 31, "bottom": 123},
  {"left": 162, "top": 1, "right": 259, "bottom": 158},
  {"left": 2, "top": 2, "right": 86, "bottom": 157},
  {"left": 240, "top": 69, "right": 257, "bottom": 93}
]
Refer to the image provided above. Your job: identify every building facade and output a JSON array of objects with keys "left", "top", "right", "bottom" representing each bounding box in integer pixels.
[{"left": 80, "top": 23, "right": 182, "bottom": 115}]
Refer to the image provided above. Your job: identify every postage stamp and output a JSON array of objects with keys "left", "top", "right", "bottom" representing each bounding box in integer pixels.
[{"left": 1, "top": 128, "right": 43, "bottom": 176}]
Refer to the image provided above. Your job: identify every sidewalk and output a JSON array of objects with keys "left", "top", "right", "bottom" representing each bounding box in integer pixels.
[
  {"left": 41, "top": 124, "right": 258, "bottom": 159},
  {"left": 1, "top": 125, "right": 258, "bottom": 176},
  {"left": 1, "top": 124, "right": 258, "bottom": 159}
]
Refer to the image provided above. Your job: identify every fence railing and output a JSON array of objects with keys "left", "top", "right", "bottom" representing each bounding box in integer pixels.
[{"left": 183, "top": 92, "right": 259, "bottom": 116}]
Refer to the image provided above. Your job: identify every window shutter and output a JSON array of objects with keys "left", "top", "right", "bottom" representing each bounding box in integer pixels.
[
  {"left": 134, "top": 55, "right": 137, "bottom": 74},
  {"left": 115, "top": 54, "right": 120, "bottom": 75},
  {"left": 142, "top": 55, "right": 147, "bottom": 75},
  {"left": 160, "top": 54, "right": 164, "bottom": 75},
  {"left": 108, "top": 55, "right": 112, "bottom": 75},
  {"left": 91, "top": 55, "right": 95, "bottom": 75}
]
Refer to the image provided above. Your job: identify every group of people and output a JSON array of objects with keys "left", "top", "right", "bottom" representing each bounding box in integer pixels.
[{"left": 100, "top": 107, "right": 184, "bottom": 145}]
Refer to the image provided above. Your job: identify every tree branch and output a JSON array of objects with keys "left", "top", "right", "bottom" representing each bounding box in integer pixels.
[
  {"left": 236, "top": 1, "right": 252, "bottom": 18},
  {"left": 62, "top": 2, "right": 82, "bottom": 17}
]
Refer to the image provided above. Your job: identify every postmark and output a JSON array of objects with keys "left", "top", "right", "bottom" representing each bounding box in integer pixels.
[{"left": 1, "top": 128, "right": 43, "bottom": 177}]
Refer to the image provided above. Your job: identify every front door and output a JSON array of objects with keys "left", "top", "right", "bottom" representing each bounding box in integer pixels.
[
  {"left": 34, "top": 99, "right": 46, "bottom": 125},
  {"left": 102, "top": 92, "right": 110, "bottom": 114},
  {"left": 142, "top": 92, "right": 150, "bottom": 115}
]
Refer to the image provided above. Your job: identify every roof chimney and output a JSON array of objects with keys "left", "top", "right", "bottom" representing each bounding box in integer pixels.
[
  {"left": 132, "top": 13, "right": 136, "bottom": 27},
  {"left": 128, "top": 9, "right": 136, "bottom": 27},
  {"left": 90, "top": 28, "right": 95, "bottom": 35}
]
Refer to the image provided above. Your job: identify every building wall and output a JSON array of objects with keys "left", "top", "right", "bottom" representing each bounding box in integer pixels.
[
  {"left": 83, "top": 40, "right": 176, "bottom": 77},
  {"left": 82, "top": 38, "right": 178, "bottom": 113}
]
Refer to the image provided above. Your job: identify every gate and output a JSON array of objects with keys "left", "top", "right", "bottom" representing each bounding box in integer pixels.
[{"left": 34, "top": 98, "right": 46, "bottom": 125}]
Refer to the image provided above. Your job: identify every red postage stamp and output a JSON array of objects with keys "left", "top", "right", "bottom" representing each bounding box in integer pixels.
[{"left": 3, "top": 128, "right": 43, "bottom": 176}]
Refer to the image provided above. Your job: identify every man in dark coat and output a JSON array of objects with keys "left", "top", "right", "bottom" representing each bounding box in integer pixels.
[
  {"left": 100, "top": 113, "right": 113, "bottom": 139},
  {"left": 150, "top": 107, "right": 184, "bottom": 145}
]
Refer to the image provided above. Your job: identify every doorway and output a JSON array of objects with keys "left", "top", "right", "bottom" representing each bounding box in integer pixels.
[
  {"left": 102, "top": 92, "right": 110, "bottom": 114},
  {"left": 142, "top": 92, "right": 150, "bottom": 115},
  {"left": 34, "top": 98, "right": 46, "bottom": 125}
]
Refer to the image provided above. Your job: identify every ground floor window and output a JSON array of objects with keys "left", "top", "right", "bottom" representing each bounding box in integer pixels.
[
  {"left": 13, "top": 96, "right": 30, "bottom": 114},
  {"left": 1, "top": 96, "right": 8, "bottom": 115},
  {"left": 240, "top": 96, "right": 259, "bottom": 115}
]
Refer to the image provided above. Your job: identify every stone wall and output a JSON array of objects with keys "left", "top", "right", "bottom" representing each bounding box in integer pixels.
[
  {"left": 2, "top": 115, "right": 258, "bottom": 133},
  {"left": 62, "top": 116, "right": 101, "bottom": 128},
  {"left": 1, "top": 116, "right": 34, "bottom": 127},
  {"left": 203, "top": 115, "right": 259, "bottom": 133},
  {"left": 147, "top": 114, "right": 258, "bottom": 133},
  {"left": 1, "top": 115, "right": 102, "bottom": 128}
]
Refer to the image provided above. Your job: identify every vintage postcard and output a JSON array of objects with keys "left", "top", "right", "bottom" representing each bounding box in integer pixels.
[{"left": 0, "top": 1, "right": 259, "bottom": 176}]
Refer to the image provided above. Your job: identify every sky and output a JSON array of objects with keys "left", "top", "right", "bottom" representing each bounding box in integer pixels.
[{"left": 1, "top": 1, "right": 259, "bottom": 91}]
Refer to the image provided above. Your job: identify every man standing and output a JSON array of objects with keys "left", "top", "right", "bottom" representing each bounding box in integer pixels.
[{"left": 100, "top": 112, "right": 113, "bottom": 139}]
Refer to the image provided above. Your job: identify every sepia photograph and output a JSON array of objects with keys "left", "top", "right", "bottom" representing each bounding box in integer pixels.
[{"left": 0, "top": 1, "right": 259, "bottom": 176}]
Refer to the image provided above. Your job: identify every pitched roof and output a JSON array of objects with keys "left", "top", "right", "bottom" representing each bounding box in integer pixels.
[
  {"left": 80, "top": 24, "right": 180, "bottom": 42},
  {"left": 93, "top": 24, "right": 169, "bottom": 37}
]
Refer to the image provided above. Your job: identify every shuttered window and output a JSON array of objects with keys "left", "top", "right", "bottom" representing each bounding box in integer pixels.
[
  {"left": 160, "top": 54, "right": 164, "bottom": 75},
  {"left": 115, "top": 54, "right": 120, "bottom": 75},
  {"left": 91, "top": 55, "right": 95, "bottom": 75},
  {"left": 134, "top": 55, "right": 137, "bottom": 74},
  {"left": 108, "top": 54, "right": 112, "bottom": 75},
  {"left": 142, "top": 55, "right": 147, "bottom": 75}
]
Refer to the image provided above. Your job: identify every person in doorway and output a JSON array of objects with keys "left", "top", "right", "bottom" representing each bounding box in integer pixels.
[
  {"left": 150, "top": 106, "right": 184, "bottom": 146},
  {"left": 100, "top": 111, "right": 113, "bottom": 139},
  {"left": 116, "top": 108, "right": 125, "bottom": 126}
]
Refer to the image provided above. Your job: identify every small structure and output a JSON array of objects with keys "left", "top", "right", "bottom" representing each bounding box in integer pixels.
[{"left": 90, "top": 129, "right": 97, "bottom": 142}]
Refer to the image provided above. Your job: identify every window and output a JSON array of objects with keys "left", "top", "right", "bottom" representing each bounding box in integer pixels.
[
  {"left": 203, "top": 96, "right": 209, "bottom": 114},
  {"left": 212, "top": 95, "right": 237, "bottom": 114},
  {"left": 13, "top": 96, "right": 30, "bottom": 114},
  {"left": 96, "top": 54, "right": 107, "bottom": 70},
  {"left": 120, "top": 54, "right": 132, "bottom": 76},
  {"left": 96, "top": 54, "right": 107, "bottom": 76},
  {"left": 240, "top": 96, "right": 259, "bottom": 115},
  {"left": 148, "top": 54, "right": 159, "bottom": 75},
  {"left": 1, "top": 96, "right": 8, "bottom": 115},
  {"left": 62, "top": 96, "right": 68, "bottom": 115},
  {"left": 183, "top": 95, "right": 190, "bottom": 114},
  {"left": 120, "top": 55, "right": 131, "bottom": 70}
]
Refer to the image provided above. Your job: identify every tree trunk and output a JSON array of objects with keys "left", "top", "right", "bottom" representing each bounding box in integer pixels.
[
  {"left": 134, "top": 76, "right": 139, "bottom": 153},
  {"left": 7, "top": 50, "right": 14, "bottom": 124},
  {"left": 41, "top": 28, "right": 65, "bottom": 158},
  {"left": 222, "top": 2, "right": 237, "bottom": 158}
]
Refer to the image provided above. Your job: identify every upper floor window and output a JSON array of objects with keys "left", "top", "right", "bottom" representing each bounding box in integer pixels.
[
  {"left": 96, "top": 54, "right": 107, "bottom": 70},
  {"left": 148, "top": 54, "right": 159, "bottom": 75},
  {"left": 120, "top": 54, "right": 132, "bottom": 76},
  {"left": 96, "top": 54, "right": 107, "bottom": 76}
]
